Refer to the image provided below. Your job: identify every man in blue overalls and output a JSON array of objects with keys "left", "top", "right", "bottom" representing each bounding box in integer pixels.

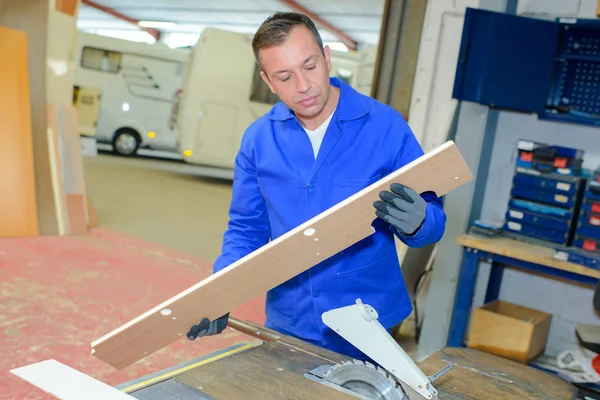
[{"left": 187, "top": 12, "right": 447, "bottom": 360}]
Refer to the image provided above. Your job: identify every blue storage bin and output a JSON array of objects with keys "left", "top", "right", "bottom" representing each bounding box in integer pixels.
[
  {"left": 504, "top": 221, "right": 569, "bottom": 245},
  {"left": 512, "top": 173, "right": 579, "bottom": 195},
  {"left": 508, "top": 199, "right": 573, "bottom": 220},
  {"left": 511, "top": 186, "right": 576, "bottom": 208},
  {"left": 505, "top": 208, "right": 570, "bottom": 233}
]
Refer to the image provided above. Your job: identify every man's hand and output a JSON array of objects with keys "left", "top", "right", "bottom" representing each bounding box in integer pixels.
[
  {"left": 373, "top": 183, "right": 426, "bottom": 236},
  {"left": 187, "top": 313, "right": 229, "bottom": 341}
]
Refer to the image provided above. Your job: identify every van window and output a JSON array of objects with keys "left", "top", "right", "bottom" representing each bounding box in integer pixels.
[
  {"left": 81, "top": 47, "right": 121, "bottom": 73},
  {"left": 249, "top": 64, "right": 279, "bottom": 105}
]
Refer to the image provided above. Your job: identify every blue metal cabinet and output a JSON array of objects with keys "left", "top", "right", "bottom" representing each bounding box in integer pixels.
[
  {"left": 453, "top": 8, "right": 559, "bottom": 112},
  {"left": 453, "top": 8, "right": 600, "bottom": 127}
]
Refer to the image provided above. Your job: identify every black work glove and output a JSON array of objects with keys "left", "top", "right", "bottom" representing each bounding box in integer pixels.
[
  {"left": 187, "top": 313, "right": 229, "bottom": 341},
  {"left": 373, "top": 183, "right": 426, "bottom": 236}
]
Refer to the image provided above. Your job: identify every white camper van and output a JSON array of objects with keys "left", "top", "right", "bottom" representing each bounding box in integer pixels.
[
  {"left": 175, "top": 28, "right": 377, "bottom": 170},
  {"left": 73, "top": 31, "right": 190, "bottom": 156}
]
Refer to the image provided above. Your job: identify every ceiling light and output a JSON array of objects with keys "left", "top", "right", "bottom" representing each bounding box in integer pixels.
[{"left": 138, "top": 21, "right": 176, "bottom": 29}]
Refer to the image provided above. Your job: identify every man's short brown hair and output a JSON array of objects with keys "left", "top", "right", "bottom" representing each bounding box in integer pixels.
[{"left": 252, "top": 12, "right": 325, "bottom": 69}]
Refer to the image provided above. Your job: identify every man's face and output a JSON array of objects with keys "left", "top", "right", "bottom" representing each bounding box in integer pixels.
[{"left": 258, "top": 26, "right": 333, "bottom": 120}]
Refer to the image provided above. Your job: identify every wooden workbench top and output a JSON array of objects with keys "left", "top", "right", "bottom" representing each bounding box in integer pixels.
[
  {"left": 124, "top": 318, "right": 577, "bottom": 400},
  {"left": 419, "top": 347, "right": 576, "bottom": 400},
  {"left": 457, "top": 234, "right": 600, "bottom": 279}
]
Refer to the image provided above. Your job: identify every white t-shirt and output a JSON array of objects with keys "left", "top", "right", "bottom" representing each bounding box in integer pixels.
[{"left": 303, "top": 110, "right": 335, "bottom": 159}]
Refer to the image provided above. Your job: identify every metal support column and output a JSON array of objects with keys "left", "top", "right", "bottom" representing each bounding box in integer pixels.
[{"left": 416, "top": 0, "right": 518, "bottom": 361}]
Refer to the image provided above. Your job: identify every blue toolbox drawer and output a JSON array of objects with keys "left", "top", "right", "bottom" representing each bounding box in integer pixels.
[
  {"left": 512, "top": 172, "right": 579, "bottom": 195},
  {"left": 587, "top": 183, "right": 600, "bottom": 200},
  {"left": 511, "top": 186, "right": 577, "bottom": 208},
  {"left": 508, "top": 198, "right": 573, "bottom": 220},
  {"left": 577, "top": 212, "right": 600, "bottom": 229},
  {"left": 505, "top": 208, "right": 570, "bottom": 232},
  {"left": 553, "top": 246, "right": 600, "bottom": 269},
  {"left": 504, "top": 221, "right": 569, "bottom": 245},
  {"left": 576, "top": 226, "right": 600, "bottom": 241},
  {"left": 582, "top": 197, "right": 600, "bottom": 213},
  {"left": 573, "top": 236, "right": 600, "bottom": 253}
]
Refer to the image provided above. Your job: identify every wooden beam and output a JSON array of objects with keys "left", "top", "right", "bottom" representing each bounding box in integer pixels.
[
  {"left": 91, "top": 140, "right": 473, "bottom": 369},
  {"left": 279, "top": 0, "right": 358, "bottom": 50},
  {"left": 1, "top": 0, "right": 60, "bottom": 235},
  {"left": 55, "top": 0, "right": 79, "bottom": 16},
  {"left": 371, "top": 0, "right": 427, "bottom": 118},
  {"left": 80, "top": 0, "right": 160, "bottom": 41},
  {"left": 0, "top": 26, "right": 39, "bottom": 237}
]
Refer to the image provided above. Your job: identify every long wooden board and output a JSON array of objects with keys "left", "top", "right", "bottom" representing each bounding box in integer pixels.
[
  {"left": 47, "top": 105, "right": 70, "bottom": 235},
  {"left": 1, "top": 0, "right": 59, "bottom": 235},
  {"left": 0, "top": 26, "right": 39, "bottom": 238},
  {"left": 59, "top": 105, "right": 88, "bottom": 234},
  {"left": 91, "top": 140, "right": 473, "bottom": 369},
  {"left": 55, "top": 0, "right": 80, "bottom": 17}
]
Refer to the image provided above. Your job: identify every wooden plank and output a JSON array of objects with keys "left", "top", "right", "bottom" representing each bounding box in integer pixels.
[
  {"left": 91, "top": 140, "right": 473, "bottom": 369},
  {"left": 59, "top": 106, "right": 86, "bottom": 195},
  {"left": 59, "top": 105, "right": 88, "bottom": 233},
  {"left": 417, "top": 347, "right": 576, "bottom": 399},
  {"left": 66, "top": 194, "right": 87, "bottom": 234},
  {"left": 47, "top": 103, "right": 70, "bottom": 235},
  {"left": 86, "top": 191, "right": 100, "bottom": 228},
  {"left": 1, "top": 0, "right": 59, "bottom": 235},
  {"left": 456, "top": 234, "right": 600, "bottom": 279},
  {"left": 55, "top": 0, "right": 79, "bottom": 17},
  {"left": 0, "top": 25, "right": 39, "bottom": 238},
  {"left": 175, "top": 341, "right": 354, "bottom": 399},
  {"left": 10, "top": 359, "right": 135, "bottom": 400}
]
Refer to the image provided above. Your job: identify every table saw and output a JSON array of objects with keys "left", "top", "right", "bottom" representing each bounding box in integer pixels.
[{"left": 114, "top": 300, "right": 577, "bottom": 400}]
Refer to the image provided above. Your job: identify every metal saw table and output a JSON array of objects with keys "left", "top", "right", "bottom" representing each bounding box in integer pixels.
[{"left": 116, "top": 318, "right": 577, "bottom": 400}]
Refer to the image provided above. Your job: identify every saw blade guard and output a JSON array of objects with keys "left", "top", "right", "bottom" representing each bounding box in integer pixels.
[{"left": 322, "top": 299, "right": 438, "bottom": 400}]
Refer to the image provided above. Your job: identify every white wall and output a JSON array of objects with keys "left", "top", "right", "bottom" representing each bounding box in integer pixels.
[
  {"left": 517, "top": 0, "right": 597, "bottom": 17},
  {"left": 413, "top": 0, "right": 600, "bottom": 358},
  {"left": 408, "top": 0, "right": 480, "bottom": 152}
]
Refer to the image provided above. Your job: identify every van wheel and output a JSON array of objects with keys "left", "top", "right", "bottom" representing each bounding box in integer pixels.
[{"left": 112, "top": 129, "right": 140, "bottom": 156}]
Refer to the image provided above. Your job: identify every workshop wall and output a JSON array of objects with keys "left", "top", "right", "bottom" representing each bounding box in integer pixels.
[
  {"left": 516, "top": 0, "right": 597, "bottom": 17},
  {"left": 408, "top": 0, "right": 478, "bottom": 152}
]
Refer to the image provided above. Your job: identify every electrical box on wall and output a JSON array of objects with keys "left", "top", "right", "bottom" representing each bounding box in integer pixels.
[{"left": 453, "top": 7, "right": 600, "bottom": 128}]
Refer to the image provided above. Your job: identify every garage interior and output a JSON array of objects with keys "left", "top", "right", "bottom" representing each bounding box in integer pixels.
[{"left": 4, "top": 0, "right": 600, "bottom": 399}]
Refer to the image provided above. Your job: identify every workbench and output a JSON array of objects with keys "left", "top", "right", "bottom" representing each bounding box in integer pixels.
[
  {"left": 114, "top": 318, "right": 576, "bottom": 399},
  {"left": 448, "top": 234, "right": 600, "bottom": 348}
]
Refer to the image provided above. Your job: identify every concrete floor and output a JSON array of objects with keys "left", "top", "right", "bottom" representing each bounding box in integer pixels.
[{"left": 83, "top": 153, "right": 234, "bottom": 262}]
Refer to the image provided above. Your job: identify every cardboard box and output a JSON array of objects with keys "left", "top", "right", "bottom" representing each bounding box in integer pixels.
[{"left": 467, "top": 300, "right": 552, "bottom": 364}]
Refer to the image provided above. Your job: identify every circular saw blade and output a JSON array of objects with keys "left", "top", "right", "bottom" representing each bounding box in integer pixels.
[{"left": 323, "top": 359, "right": 407, "bottom": 400}]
